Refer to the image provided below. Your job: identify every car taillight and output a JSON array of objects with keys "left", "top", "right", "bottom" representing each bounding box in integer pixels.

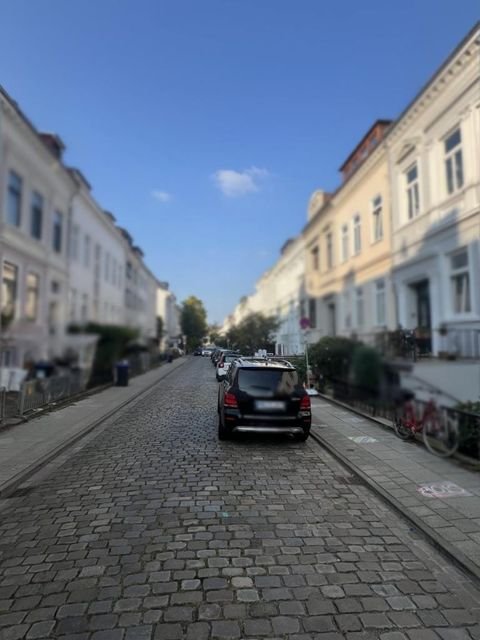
[
  {"left": 224, "top": 391, "right": 238, "bottom": 408},
  {"left": 218, "top": 363, "right": 224, "bottom": 368},
  {"left": 300, "top": 395, "right": 311, "bottom": 410}
]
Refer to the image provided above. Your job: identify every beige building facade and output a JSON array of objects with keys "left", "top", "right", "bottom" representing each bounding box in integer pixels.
[{"left": 303, "top": 122, "right": 395, "bottom": 346}]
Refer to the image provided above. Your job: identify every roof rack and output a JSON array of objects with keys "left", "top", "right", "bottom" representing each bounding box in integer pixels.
[{"left": 234, "top": 356, "right": 295, "bottom": 368}]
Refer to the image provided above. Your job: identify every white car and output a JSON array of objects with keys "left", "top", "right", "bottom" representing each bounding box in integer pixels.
[
  {"left": 202, "top": 348, "right": 214, "bottom": 357},
  {"left": 216, "top": 352, "right": 240, "bottom": 381}
]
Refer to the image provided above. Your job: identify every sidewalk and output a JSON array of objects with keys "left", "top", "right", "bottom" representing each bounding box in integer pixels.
[
  {"left": 0, "top": 357, "right": 186, "bottom": 497},
  {"left": 311, "top": 397, "right": 480, "bottom": 582}
]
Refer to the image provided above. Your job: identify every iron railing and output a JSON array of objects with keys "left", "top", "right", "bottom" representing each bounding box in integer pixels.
[{"left": 327, "top": 379, "right": 480, "bottom": 460}]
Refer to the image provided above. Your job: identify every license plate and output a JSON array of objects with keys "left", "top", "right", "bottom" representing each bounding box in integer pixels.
[{"left": 255, "top": 400, "right": 286, "bottom": 411}]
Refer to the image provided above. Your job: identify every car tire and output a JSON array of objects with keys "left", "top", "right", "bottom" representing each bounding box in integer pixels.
[
  {"left": 296, "top": 429, "right": 310, "bottom": 442},
  {"left": 218, "top": 412, "right": 231, "bottom": 440}
]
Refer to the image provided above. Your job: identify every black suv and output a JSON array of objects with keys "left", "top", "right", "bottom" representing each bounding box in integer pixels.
[{"left": 217, "top": 358, "right": 311, "bottom": 441}]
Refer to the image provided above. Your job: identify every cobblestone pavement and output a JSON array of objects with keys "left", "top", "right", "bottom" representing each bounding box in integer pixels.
[{"left": 1, "top": 358, "right": 480, "bottom": 640}]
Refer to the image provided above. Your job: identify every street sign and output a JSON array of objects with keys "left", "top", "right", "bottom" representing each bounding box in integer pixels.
[{"left": 300, "top": 317, "right": 310, "bottom": 330}]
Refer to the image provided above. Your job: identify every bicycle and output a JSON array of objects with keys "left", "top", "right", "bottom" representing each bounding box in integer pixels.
[{"left": 393, "top": 389, "right": 459, "bottom": 457}]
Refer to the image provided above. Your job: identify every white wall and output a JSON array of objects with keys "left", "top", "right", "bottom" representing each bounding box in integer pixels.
[
  {"left": 69, "top": 188, "right": 126, "bottom": 328},
  {"left": 0, "top": 96, "right": 75, "bottom": 366}
]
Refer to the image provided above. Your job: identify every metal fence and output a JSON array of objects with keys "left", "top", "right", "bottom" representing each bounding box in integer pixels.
[
  {"left": 0, "top": 355, "right": 166, "bottom": 425},
  {"left": 18, "top": 373, "right": 85, "bottom": 416},
  {"left": 359, "top": 327, "right": 480, "bottom": 360},
  {"left": 327, "top": 379, "right": 480, "bottom": 460}
]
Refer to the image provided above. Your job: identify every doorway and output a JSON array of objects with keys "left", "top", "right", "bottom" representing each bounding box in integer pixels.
[{"left": 411, "top": 279, "right": 432, "bottom": 355}]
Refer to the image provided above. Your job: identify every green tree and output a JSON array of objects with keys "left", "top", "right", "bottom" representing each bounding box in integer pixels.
[
  {"left": 180, "top": 296, "right": 208, "bottom": 352},
  {"left": 226, "top": 312, "right": 279, "bottom": 355},
  {"left": 208, "top": 323, "right": 222, "bottom": 345}
]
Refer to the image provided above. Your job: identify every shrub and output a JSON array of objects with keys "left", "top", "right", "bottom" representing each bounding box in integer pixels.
[
  {"left": 351, "top": 345, "right": 383, "bottom": 395},
  {"left": 455, "top": 401, "right": 480, "bottom": 460},
  {"left": 309, "top": 336, "right": 357, "bottom": 385},
  {"left": 79, "top": 323, "right": 139, "bottom": 386}
]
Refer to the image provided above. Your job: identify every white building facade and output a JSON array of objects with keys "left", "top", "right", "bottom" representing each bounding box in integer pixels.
[
  {"left": 156, "top": 281, "right": 181, "bottom": 350},
  {"left": 221, "top": 235, "right": 307, "bottom": 355},
  {"left": 68, "top": 172, "right": 126, "bottom": 329},
  {"left": 0, "top": 90, "right": 75, "bottom": 369},
  {"left": 388, "top": 24, "right": 480, "bottom": 358},
  {"left": 0, "top": 86, "right": 173, "bottom": 376}
]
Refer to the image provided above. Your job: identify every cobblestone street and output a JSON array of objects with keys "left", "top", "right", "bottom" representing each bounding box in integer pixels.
[{"left": 1, "top": 357, "right": 480, "bottom": 640}]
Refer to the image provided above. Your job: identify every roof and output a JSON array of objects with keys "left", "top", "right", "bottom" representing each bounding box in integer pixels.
[{"left": 339, "top": 119, "right": 393, "bottom": 172}]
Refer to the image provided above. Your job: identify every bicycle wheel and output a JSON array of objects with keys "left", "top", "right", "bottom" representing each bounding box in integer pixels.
[
  {"left": 393, "top": 409, "right": 414, "bottom": 440},
  {"left": 423, "top": 410, "right": 459, "bottom": 457}
]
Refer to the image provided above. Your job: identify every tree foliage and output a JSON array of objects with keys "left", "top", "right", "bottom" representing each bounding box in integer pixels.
[
  {"left": 226, "top": 312, "right": 279, "bottom": 355},
  {"left": 180, "top": 296, "right": 208, "bottom": 352}
]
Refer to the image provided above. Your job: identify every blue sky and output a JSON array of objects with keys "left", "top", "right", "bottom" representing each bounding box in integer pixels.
[{"left": 1, "top": 1, "right": 478, "bottom": 323}]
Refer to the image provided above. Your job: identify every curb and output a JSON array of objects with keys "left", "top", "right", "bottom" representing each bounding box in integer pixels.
[
  {"left": 0, "top": 357, "right": 187, "bottom": 499},
  {"left": 310, "top": 428, "right": 480, "bottom": 585}
]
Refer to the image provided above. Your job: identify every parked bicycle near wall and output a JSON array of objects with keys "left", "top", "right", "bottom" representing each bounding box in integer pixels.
[{"left": 393, "top": 388, "right": 459, "bottom": 457}]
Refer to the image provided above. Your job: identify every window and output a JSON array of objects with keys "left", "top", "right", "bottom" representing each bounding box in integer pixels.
[
  {"left": 356, "top": 287, "right": 364, "bottom": 327},
  {"left": 353, "top": 214, "right": 361, "bottom": 255},
  {"left": 372, "top": 195, "right": 383, "bottom": 241},
  {"left": 326, "top": 232, "right": 333, "bottom": 269},
  {"left": 311, "top": 246, "right": 319, "bottom": 271},
  {"left": 7, "top": 171, "right": 22, "bottom": 227},
  {"left": 112, "top": 258, "right": 117, "bottom": 285},
  {"left": 70, "top": 224, "right": 79, "bottom": 260},
  {"left": 25, "top": 273, "right": 39, "bottom": 321},
  {"left": 51, "top": 280, "right": 60, "bottom": 294},
  {"left": 341, "top": 225, "right": 349, "bottom": 262},
  {"left": 375, "top": 279, "right": 386, "bottom": 326},
  {"left": 406, "top": 163, "right": 420, "bottom": 220},
  {"left": 53, "top": 211, "right": 63, "bottom": 253},
  {"left": 84, "top": 234, "right": 91, "bottom": 267},
  {"left": 445, "top": 128, "right": 464, "bottom": 195},
  {"left": 237, "top": 369, "right": 300, "bottom": 395},
  {"left": 308, "top": 298, "right": 317, "bottom": 329},
  {"left": 2, "top": 262, "right": 18, "bottom": 321},
  {"left": 30, "top": 191, "right": 43, "bottom": 239},
  {"left": 450, "top": 249, "right": 471, "bottom": 314}
]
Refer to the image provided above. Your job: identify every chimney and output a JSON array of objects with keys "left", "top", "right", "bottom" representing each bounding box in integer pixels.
[{"left": 39, "top": 132, "right": 65, "bottom": 160}]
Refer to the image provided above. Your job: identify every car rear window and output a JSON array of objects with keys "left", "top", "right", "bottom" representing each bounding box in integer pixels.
[
  {"left": 237, "top": 369, "right": 299, "bottom": 397},
  {"left": 223, "top": 355, "right": 237, "bottom": 363}
]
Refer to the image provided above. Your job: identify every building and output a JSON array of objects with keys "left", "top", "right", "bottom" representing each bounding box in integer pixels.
[
  {"left": 303, "top": 121, "right": 395, "bottom": 346},
  {"left": 0, "top": 88, "right": 76, "bottom": 370},
  {"left": 121, "top": 229, "right": 158, "bottom": 343},
  {"left": 156, "top": 281, "right": 181, "bottom": 350},
  {"left": 0, "top": 85, "right": 174, "bottom": 379},
  {"left": 220, "top": 235, "right": 306, "bottom": 354},
  {"left": 68, "top": 171, "right": 126, "bottom": 328},
  {"left": 387, "top": 22, "right": 480, "bottom": 358}
]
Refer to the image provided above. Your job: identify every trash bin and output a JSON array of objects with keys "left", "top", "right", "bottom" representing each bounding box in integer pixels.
[{"left": 115, "top": 360, "right": 129, "bottom": 387}]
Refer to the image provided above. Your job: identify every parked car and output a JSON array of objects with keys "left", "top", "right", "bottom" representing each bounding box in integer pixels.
[
  {"left": 212, "top": 348, "right": 227, "bottom": 366},
  {"left": 216, "top": 351, "right": 241, "bottom": 381},
  {"left": 193, "top": 347, "right": 203, "bottom": 356},
  {"left": 217, "top": 357, "right": 311, "bottom": 441},
  {"left": 202, "top": 347, "right": 214, "bottom": 357}
]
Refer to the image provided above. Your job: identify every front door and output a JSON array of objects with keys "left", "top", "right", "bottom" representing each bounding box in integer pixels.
[{"left": 413, "top": 280, "right": 431, "bottom": 354}]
